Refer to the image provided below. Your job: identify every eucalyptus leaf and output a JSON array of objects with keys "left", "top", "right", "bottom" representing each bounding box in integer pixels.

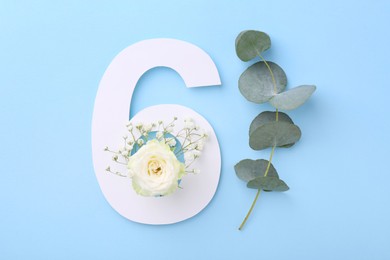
[
  {"left": 235, "top": 30, "right": 271, "bottom": 61},
  {"left": 249, "top": 111, "right": 294, "bottom": 136},
  {"left": 235, "top": 159, "right": 278, "bottom": 182},
  {"left": 269, "top": 85, "right": 316, "bottom": 110},
  {"left": 247, "top": 176, "right": 289, "bottom": 191},
  {"left": 239, "top": 61, "right": 287, "bottom": 104},
  {"left": 249, "top": 121, "right": 301, "bottom": 150}
]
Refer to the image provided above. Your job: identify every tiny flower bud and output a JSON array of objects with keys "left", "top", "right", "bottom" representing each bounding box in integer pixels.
[{"left": 137, "top": 139, "right": 144, "bottom": 146}]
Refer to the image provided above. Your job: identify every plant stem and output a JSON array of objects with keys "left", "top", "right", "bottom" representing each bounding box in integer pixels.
[
  {"left": 239, "top": 189, "right": 261, "bottom": 230},
  {"left": 258, "top": 54, "right": 279, "bottom": 122},
  {"left": 238, "top": 145, "right": 277, "bottom": 230},
  {"left": 259, "top": 54, "right": 277, "bottom": 94}
]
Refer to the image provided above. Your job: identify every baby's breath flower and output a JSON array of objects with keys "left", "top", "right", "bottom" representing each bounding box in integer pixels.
[
  {"left": 143, "top": 123, "right": 153, "bottom": 132},
  {"left": 193, "top": 150, "right": 201, "bottom": 158},
  {"left": 137, "top": 139, "right": 144, "bottom": 146},
  {"left": 166, "top": 138, "right": 176, "bottom": 147},
  {"left": 166, "top": 126, "right": 174, "bottom": 133},
  {"left": 184, "top": 152, "right": 194, "bottom": 162},
  {"left": 184, "top": 120, "right": 195, "bottom": 129},
  {"left": 156, "top": 131, "right": 164, "bottom": 140},
  {"left": 196, "top": 141, "right": 204, "bottom": 151},
  {"left": 112, "top": 155, "right": 118, "bottom": 161}
]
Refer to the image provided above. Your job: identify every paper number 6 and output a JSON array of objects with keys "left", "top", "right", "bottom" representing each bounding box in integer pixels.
[{"left": 91, "top": 39, "right": 221, "bottom": 224}]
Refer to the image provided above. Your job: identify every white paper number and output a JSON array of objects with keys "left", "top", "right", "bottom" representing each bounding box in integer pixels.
[{"left": 91, "top": 39, "right": 222, "bottom": 224}]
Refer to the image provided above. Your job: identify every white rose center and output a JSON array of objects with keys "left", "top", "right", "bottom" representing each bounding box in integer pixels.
[{"left": 148, "top": 159, "right": 163, "bottom": 176}]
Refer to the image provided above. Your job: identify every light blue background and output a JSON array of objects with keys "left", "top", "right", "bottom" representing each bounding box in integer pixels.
[{"left": 1, "top": 0, "right": 390, "bottom": 259}]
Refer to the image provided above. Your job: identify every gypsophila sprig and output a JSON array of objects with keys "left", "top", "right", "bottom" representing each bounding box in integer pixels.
[
  {"left": 105, "top": 117, "right": 208, "bottom": 197},
  {"left": 234, "top": 30, "right": 316, "bottom": 230}
]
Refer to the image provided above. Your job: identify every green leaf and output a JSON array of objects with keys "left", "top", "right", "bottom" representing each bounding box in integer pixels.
[
  {"left": 235, "top": 30, "right": 271, "bottom": 61},
  {"left": 249, "top": 111, "right": 297, "bottom": 148},
  {"left": 249, "top": 111, "right": 294, "bottom": 136},
  {"left": 239, "top": 61, "right": 287, "bottom": 103},
  {"left": 249, "top": 121, "right": 301, "bottom": 150},
  {"left": 235, "top": 159, "right": 278, "bottom": 182},
  {"left": 247, "top": 176, "right": 289, "bottom": 191},
  {"left": 269, "top": 85, "right": 316, "bottom": 110}
]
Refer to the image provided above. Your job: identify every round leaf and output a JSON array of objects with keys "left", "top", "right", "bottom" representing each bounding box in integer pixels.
[
  {"left": 249, "top": 111, "right": 294, "bottom": 136},
  {"left": 269, "top": 85, "right": 316, "bottom": 110},
  {"left": 239, "top": 61, "right": 287, "bottom": 104},
  {"left": 249, "top": 121, "right": 301, "bottom": 150},
  {"left": 235, "top": 30, "right": 271, "bottom": 61},
  {"left": 234, "top": 159, "right": 278, "bottom": 182},
  {"left": 247, "top": 176, "right": 289, "bottom": 192}
]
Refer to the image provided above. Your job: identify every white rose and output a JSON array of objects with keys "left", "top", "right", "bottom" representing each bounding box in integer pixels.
[{"left": 127, "top": 140, "right": 185, "bottom": 196}]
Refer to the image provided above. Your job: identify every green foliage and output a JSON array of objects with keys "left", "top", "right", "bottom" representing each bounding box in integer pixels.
[
  {"left": 235, "top": 159, "right": 278, "bottom": 182},
  {"left": 269, "top": 85, "right": 316, "bottom": 110},
  {"left": 235, "top": 159, "right": 288, "bottom": 192},
  {"left": 234, "top": 29, "right": 316, "bottom": 230},
  {"left": 239, "top": 62, "right": 287, "bottom": 103},
  {"left": 235, "top": 30, "right": 271, "bottom": 61},
  {"left": 247, "top": 177, "right": 289, "bottom": 192},
  {"left": 249, "top": 121, "right": 301, "bottom": 150},
  {"left": 249, "top": 111, "right": 300, "bottom": 149}
]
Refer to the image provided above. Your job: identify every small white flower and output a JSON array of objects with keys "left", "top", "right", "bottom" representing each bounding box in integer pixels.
[
  {"left": 166, "top": 126, "right": 174, "bottom": 133},
  {"left": 156, "top": 131, "right": 164, "bottom": 140},
  {"left": 196, "top": 141, "right": 204, "bottom": 151},
  {"left": 143, "top": 123, "right": 153, "bottom": 132},
  {"left": 187, "top": 142, "right": 197, "bottom": 150},
  {"left": 200, "top": 130, "right": 209, "bottom": 138},
  {"left": 166, "top": 138, "right": 176, "bottom": 147},
  {"left": 135, "top": 122, "right": 143, "bottom": 129},
  {"left": 184, "top": 121, "right": 195, "bottom": 129},
  {"left": 137, "top": 139, "right": 144, "bottom": 146},
  {"left": 121, "top": 150, "right": 129, "bottom": 156},
  {"left": 112, "top": 155, "right": 118, "bottom": 161},
  {"left": 193, "top": 150, "right": 201, "bottom": 158},
  {"left": 184, "top": 152, "right": 194, "bottom": 162}
]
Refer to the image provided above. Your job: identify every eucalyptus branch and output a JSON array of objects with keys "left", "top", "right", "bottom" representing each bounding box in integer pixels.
[{"left": 234, "top": 29, "right": 316, "bottom": 230}]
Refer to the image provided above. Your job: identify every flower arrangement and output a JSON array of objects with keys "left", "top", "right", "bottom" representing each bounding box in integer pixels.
[{"left": 104, "top": 117, "right": 208, "bottom": 197}]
